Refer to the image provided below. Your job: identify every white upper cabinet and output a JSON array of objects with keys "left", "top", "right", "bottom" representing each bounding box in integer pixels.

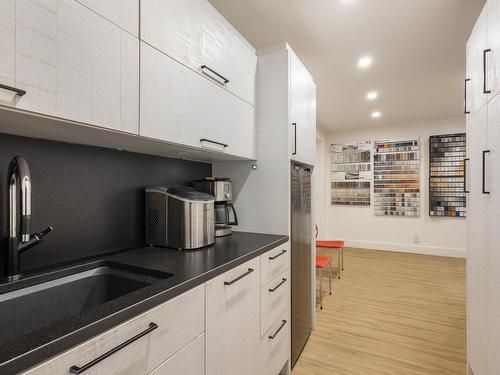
[
  {"left": 290, "top": 50, "right": 316, "bottom": 166},
  {"left": 140, "top": 42, "right": 256, "bottom": 160},
  {"left": 74, "top": 0, "right": 139, "bottom": 36},
  {"left": 0, "top": 0, "right": 17, "bottom": 104},
  {"left": 140, "top": 0, "right": 256, "bottom": 105}
]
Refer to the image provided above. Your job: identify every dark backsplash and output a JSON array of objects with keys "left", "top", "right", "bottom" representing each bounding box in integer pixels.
[{"left": 0, "top": 134, "right": 211, "bottom": 273}]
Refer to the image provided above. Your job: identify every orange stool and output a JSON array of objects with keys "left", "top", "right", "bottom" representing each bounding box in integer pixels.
[
  {"left": 316, "top": 240, "right": 344, "bottom": 279},
  {"left": 316, "top": 255, "right": 333, "bottom": 310}
]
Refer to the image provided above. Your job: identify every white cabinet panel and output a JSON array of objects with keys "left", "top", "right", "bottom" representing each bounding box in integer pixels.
[
  {"left": 290, "top": 50, "right": 316, "bottom": 166},
  {"left": 23, "top": 285, "right": 205, "bottom": 375},
  {"left": 261, "top": 269, "right": 289, "bottom": 336},
  {"left": 488, "top": 0, "right": 500, "bottom": 99},
  {"left": 466, "top": 105, "right": 489, "bottom": 375},
  {"left": 15, "top": 0, "right": 57, "bottom": 115},
  {"left": 206, "top": 257, "right": 261, "bottom": 375},
  {"left": 259, "top": 310, "right": 290, "bottom": 375},
  {"left": 141, "top": 0, "right": 203, "bottom": 70},
  {"left": 468, "top": 5, "right": 489, "bottom": 115},
  {"left": 141, "top": 42, "right": 256, "bottom": 159},
  {"left": 0, "top": 0, "right": 17, "bottom": 104},
  {"left": 75, "top": 0, "right": 139, "bottom": 36},
  {"left": 149, "top": 334, "right": 205, "bottom": 375},
  {"left": 56, "top": 0, "right": 138, "bottom": 133},
  {"left": 140, "top": 0, "right": 256, "bottom": 105}
]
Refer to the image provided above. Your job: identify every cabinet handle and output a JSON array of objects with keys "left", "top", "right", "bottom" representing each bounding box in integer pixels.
[
  {"left": 269, "top": 278, "right": 287, "bottom": 292},
  {"left": 464, "top": 79, "right": 471, "bottom": 114},
  {"left": 292, "top": 123, "right": 297, "bottom": 155},
  {"left": 268, "top": 320, "right": 287, "bottom": 340},
  {"left": 0, "top": 83, "right": 26, "bottom": 96},
  {"left": 224, "top": 268, "right": 254, "bottom": 285},
  {"left": 201, "top": 65, "right": 229, "bottom": 84},
  {"left": 483, "top": 49, "right": 492, "bottom": 94},
  {"left": 200, "top": 138, "right": 228, "bottom": 149},
  {"left": 69, "top": 322, "right": 158, "bottom": 374},
  {"left": 464, "top": 158, "right": 470, "bottom": 193},
  {"left": 482, "top": 150, "right": 491, "bottom": 194},
  {"left": 269, "top": 249, "right": 287, "bottom": 260}
]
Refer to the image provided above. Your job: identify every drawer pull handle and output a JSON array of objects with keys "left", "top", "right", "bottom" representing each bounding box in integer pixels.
[
  {"left": 269, "top": 278, "right": 287, "bottom": 292},
  {"left": 268, "top": 320, "right": 287, "bottom": 340},
  {"left": 483, "top": 49, "right": 492, "bottom": 94},
  {"left": 269, "top": 249, "right": 287, "bottom": 260},
  {"left": 292, "top": 123, "right": 297, "bottom": 155},
  {"left": 69, "top": 322, "right": 158, "bottom": 374},
  {"left": 464, "top": 158, "right": 470, "bottom": 193},
  {"left": 201, "top": 65, "right": 229, "bottom": 84},
  {"left": 464, "top": 79, "right": 471, "bottom": 114},
  {"left": 200, "top": 138, "right": 229, "bottom": 149},
  {"left": 224, "top": 268, "right": 254, "bottom": 286},
  {"left": 482, "top": 150, "right": 491, "bottom": 194},
  {"left": 0, "top": 83, "right": 26, "bottom": 96}
]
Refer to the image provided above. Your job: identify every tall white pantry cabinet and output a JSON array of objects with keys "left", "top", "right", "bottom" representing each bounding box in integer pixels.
[{"left": 465, "top": 0, "right": 500, "bottom": 374}]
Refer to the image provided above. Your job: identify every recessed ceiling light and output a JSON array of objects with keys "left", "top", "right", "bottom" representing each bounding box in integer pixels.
[
  {"left": 358, "top": 56, "right": 373, "bottom": 69},
  {"left": 371, "top": 111, "right": 381, "bottom": 119},
  {"left": 367, "top": 91, "right": 378, "bottom": 100}
]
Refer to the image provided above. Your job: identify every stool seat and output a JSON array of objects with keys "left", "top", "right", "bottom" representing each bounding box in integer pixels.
[
  {"left": 316, "top": 240, "right": 344, "bottom": 248},
  {"left": 316, "top": 255, "right": 332, "bottom": 268}
]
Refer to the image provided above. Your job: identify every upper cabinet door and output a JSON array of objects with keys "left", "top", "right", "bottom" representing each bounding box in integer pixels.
[
  {"left": 488, "top": 0, "right": 500, "bottom": 99},
  {"left": 290, "top": 50, "right": 316, "bottom": 166},
  {"left": 0, "top": 0, "right": 17, "bottom": 104},
  {"left": 140, "top": 0, "right": 256, "bottom": 105},
  {"left": 74, "top": 0, "right": 139, "bottom": 36},
  {"left": 468, "top": 4, "right": 489, "bottom": 115}
]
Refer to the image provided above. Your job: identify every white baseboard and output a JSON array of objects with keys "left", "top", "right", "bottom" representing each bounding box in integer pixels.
[{"left": 342, "top": 239, "right": 466, "bottom": 258}]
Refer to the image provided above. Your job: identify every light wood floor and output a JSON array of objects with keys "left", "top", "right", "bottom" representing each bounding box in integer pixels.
[{"left": 292, "top": 248, "right": 466, "bottom": 375}]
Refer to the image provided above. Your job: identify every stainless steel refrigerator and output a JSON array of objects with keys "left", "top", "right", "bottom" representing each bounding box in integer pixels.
[{"left": 291, "top": 162, "right": 312, "bottom": 367}]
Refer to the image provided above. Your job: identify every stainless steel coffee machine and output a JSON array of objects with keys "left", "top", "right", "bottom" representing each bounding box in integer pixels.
[{"left": 193, "top": 177, "right": 238, "bottom": 237}]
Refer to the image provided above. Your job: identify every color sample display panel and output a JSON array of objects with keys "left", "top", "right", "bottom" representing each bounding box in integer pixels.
[
  {"left": 330, "top": 142, "right": 371, "bottom": 206},
  {"left": 429, "top": 133, "right": 466, "bottom": 217},
  {"left": 374, "top": 140, "right": 420, "bottom": 217}
]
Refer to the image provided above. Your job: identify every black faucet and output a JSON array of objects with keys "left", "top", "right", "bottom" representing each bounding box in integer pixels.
[{"left": 4, "top": 156, "right": 53, "bottom": 281}]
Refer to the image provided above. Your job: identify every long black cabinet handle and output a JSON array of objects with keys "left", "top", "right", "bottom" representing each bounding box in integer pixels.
[
  {"left": 464, "top": 79, "right": 471, "bottom": 114},
  {"left": 69, "top": 322, "right": 158, "bottom": 374},
  {"left": 292, "top": 123, "right": 297, "bottom": 155},
  {"left": 201, "top": 65, "right": 229, "bottom": 84},
  {"left": 0, "top": 83, "right": 26, "bottom": 96},
  {"left": 269, "top": 278, "right": 287, "bottom": 292},
  {"left": 484, "top": 49, "right": 492, "bottom": 94},
  {"left": 269, "top": 249, "right": 287, "bottom": 260},
  {"left": 224, "top": 268, "right": 254, "bottom": 286},
  {"left": 464, "top": 158, "right": 470, "bottom": 193},
  {"left": 482, "top": 150, "right": 491, "bottom": 194},
  {"left": 200, "top": 138, "right": 228, "bottom": 148},
  {"left": 268, "top": 320, "right": 287, "bottom": 340}
]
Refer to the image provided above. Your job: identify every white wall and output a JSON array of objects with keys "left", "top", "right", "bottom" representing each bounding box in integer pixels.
[{"left": 323, "top": 117, "right": 467, "bottom": 258}]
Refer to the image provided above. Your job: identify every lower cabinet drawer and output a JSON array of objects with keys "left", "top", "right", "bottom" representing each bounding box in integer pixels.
[
  {"left": 261, "top": 269, "right": 290, "bottom": 335},
  {"left": 260, "top": 310, "right": 290, "bottom": 375},
  {"left": 261, "top": 243, "right": 290, "bottom": 286},
  {"left": 149, "top": 334, "right": 204, "bottom": 375},
  {"left": 23, "top": 285, "right": 205, "bottom": 375}
]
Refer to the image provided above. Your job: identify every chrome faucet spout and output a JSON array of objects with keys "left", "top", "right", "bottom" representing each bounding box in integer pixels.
[{"left": 4, "top": 156, "right": 53, "bottom": 281}]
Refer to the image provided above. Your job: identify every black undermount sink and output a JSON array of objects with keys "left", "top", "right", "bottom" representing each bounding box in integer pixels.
[{"left": 0, "top": 262, "right": 173, "bottom": 342}]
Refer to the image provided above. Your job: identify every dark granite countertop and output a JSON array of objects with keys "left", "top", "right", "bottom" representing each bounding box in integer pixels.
[{"left": 0, "top": 231, "right": 288, "bottom": 375}]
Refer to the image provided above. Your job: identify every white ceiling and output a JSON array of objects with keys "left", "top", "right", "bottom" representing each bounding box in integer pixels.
[{"left": 208, "top": 0, "right": 486, "bottom": 130}]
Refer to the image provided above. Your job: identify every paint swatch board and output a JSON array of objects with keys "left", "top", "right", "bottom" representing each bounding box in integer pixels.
[
  {"left": 373, "top": 140, "right": 420, "bottom": 217},
  {"left": 330, "top": 142, "right": 371, "bottom": 206},
  {"left": 429, "top": 133, "right": 466, "bottom": 217}
]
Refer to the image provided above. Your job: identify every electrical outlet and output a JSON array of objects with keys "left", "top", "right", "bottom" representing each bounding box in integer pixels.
[{"left": 413, "top": 233, "right": 420, "bottom": 244}]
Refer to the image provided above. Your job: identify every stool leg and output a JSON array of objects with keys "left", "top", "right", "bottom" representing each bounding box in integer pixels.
[
  {"left": 341, "top": 247, "right": 344, "bottom": 271},
  {"left": 329, "top": 261, "right": 332, "bottom": 295},
  {"left": 320, "top": 267, "right": 323, "bottom": 310},
  {"left": 337, "top": 249, "right": 341, "bottom": 279}
]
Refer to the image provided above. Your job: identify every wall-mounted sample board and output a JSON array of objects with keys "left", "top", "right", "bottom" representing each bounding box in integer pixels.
[
  {"left": 373, "top": 139, "right": 420, "bottom": 217},
  {"left": 330, "top": 142, "right": 371, "bottom": 206},
  {"left": 429, "top": 133, "right": 466, "bottom": 217}
]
